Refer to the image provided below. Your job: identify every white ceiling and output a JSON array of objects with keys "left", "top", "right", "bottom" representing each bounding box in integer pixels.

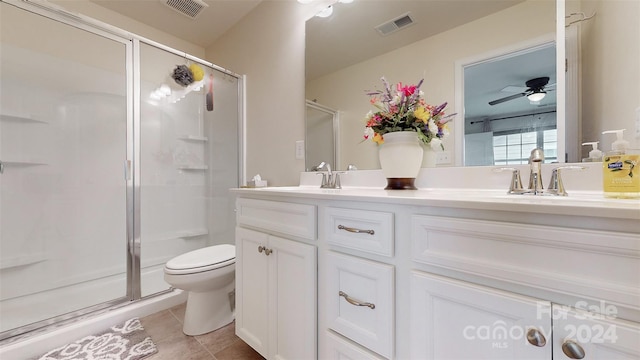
[{"left": 86, "top": 0, "right": 556, "bottom": 120}]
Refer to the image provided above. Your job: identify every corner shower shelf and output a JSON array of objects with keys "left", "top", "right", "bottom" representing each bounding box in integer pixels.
[
  {"left": 176, "top": 165, "right": 208, "bottom": 171},
  {"left": 0, "top": 252, "right": 48, "bottom": 270},
  {"left": 1, "top": 160, "right": 48, "bottom": 167},
  {"left": 151, "top": 229, "right": 209, "bottom": 243},
  {"left": 178, "top": 135, "right": 208, "bottom": 142},
  {"left": 0, "top": 113, "right": 48, "bottom": 124},
  {"left": 177, "top": 229, "right": 209, "bottom": 239}
]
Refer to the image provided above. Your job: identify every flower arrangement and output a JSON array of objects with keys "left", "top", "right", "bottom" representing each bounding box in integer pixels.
[{"left": 363, "top": 77, "right": 454, "bottom": 150}]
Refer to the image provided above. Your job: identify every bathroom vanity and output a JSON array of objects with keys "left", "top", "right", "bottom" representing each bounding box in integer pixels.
[{"left": 231, "top": 166, "right": 639, "bottom": 360}]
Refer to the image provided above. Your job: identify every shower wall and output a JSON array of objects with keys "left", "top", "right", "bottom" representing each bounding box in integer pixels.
[{"left": 0, "top": 0, "right": 241, "bottom": 337}]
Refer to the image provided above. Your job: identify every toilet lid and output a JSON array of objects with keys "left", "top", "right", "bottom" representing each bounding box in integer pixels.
[{"left": 165, "top": 244, "right": 235, "bottom": 274}]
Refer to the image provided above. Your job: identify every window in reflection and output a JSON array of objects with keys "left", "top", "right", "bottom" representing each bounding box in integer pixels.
[{"left": 493, "top": 128, "right": 557, "bottom": 165}]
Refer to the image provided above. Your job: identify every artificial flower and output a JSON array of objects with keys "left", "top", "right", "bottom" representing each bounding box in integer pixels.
[{"left": 363, "top": 77, "right": 455, "bottom": 150}]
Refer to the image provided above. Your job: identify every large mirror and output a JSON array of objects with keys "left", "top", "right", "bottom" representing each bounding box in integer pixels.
[{"left": 305, "top": 0, "right": 639, "bottom": 170}]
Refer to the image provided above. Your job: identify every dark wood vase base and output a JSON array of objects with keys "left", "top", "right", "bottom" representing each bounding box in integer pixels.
[{"left": 384, "top": 178, "right": 417, "bottom": 190}]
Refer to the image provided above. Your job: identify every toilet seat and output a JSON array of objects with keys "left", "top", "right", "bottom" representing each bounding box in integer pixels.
[{"left": 164, "top": 244, "right": 235, "bottom": 275}]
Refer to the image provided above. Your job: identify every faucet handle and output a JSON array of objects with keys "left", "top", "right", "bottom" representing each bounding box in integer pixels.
[
  {"left": 316, "top": 172, "right": 328, "bottom": 187},
  {"left": 494, "top": 167, "right": 524, "bottom": 194},
  {"left": 547, "top": 165, "right": 585, "bottom": 196},
  {"left": 332, "top": 171, "right": 346, "bottom": 189}
]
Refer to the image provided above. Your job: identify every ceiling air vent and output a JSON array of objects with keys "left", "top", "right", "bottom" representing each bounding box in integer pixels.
[
  {"left": 162, "top": 0, "right": 209, "bottom": 19},
  {"left": 375, "top": 12, "right": 415, "bottom": 36}
]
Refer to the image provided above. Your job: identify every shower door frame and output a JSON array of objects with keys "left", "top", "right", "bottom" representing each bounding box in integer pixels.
[{"left": 0, "top": 0, "right": 246, "bottom": 342}]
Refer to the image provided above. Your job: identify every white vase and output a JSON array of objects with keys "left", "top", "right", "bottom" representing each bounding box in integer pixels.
[
  {"left": 378, "top": 131, "right": 423, "bottom": 189},
  {"left": 421, "top": 144, "right": 437, "bottom": 168}
]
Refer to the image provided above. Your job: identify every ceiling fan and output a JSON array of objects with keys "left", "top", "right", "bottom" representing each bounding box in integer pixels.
[{"left": 488, "top": 77, "right": 554, "bottom": 106}]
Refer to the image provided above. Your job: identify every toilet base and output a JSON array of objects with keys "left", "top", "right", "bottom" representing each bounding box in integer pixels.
[{"left": 183, "top": 284, "right": 235, "bottom": 336}]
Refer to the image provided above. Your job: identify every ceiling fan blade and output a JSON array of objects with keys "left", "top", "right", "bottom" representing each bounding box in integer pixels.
[{"left": 488, "top": 92, "right": 527, "bottom": 106}]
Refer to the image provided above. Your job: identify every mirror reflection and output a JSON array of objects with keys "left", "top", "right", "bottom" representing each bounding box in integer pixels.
[
  {"left": 305, "top": 100, "right": 338, "bottom": 171},
  {"left": 462, "top": 41, "right": 558, "bottom": 166},
  {"left": 305, "top": 0, "right": 639, "bottom": 170}
]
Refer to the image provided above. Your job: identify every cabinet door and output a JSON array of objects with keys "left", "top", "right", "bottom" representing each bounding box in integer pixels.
[
  {"left": 235, "top": 227, "right": 270, "bottom": 358},
  {"left": 552, "top": 305, "right": 640, "bottom": 359},
  {"left": 269, "top": 235, "right": 317, "bottom": 360},
  {"left": 410, "top": 271, "right": 551, "bottom": 360}
]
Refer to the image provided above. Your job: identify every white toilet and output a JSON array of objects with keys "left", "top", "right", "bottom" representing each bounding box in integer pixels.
[{"left": 163, "top": 244, "right": 236, "bottom": 336}]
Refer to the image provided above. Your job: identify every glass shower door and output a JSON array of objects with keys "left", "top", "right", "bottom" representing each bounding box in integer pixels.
[
  {"left": 0, "top": 2, "right": 130, "bottom": 334},
  {"left": 138, "top": 42, "right": 240, "bottom": 297}
]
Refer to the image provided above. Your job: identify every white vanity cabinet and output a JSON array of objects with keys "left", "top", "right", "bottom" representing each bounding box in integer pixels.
[
  {"left": 232, "top": 186, "right": 639, "bottom": 360},
  {"left": 410, "top": 272, "right": 552, "bottom": 359},
  {"left": 409, "top": 214, "right": 640, "bottom": 360},
  {"left": 235, "top": 198, "right": 317, "bottom": 360}
]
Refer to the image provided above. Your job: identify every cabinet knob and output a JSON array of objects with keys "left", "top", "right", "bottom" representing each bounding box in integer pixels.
[
  {"left": 257, "top": 245, "right": 272, "bottom": 255},
  {"left": 337, "top": 225, "right": 374, "bottom": 235},
  {"left": 338, "top": 291, "right": 375, "bottom": 309},
  {"left": 562, "top": 339, "right": 585, "bottom": 359},
  {"left": 526, "top": 328, "right": 547, "bottom": 347}
]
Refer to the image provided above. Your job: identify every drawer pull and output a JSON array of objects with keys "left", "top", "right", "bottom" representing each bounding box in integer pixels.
[
  {"left": 337, "top": 225, "right": 374, "bottom": 235},
  {"left": 562, "top": 340, "right": 585, "bottom": 359},
  {"left": 338, "top": 291, "right": 375, "bottom": 309},
  {"left": 526, "top": 328, "right": 546, "bottom": 347}
]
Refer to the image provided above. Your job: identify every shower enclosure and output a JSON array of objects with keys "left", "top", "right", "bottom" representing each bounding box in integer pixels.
[{"left": 0, "top": 0, "right": 243, "bottom": 341}]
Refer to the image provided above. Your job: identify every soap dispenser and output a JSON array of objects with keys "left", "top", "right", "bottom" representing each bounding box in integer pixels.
[
  {"left": 602, "top": 129, "right": 629, "bottom": 155},
  {"left": 601, "top": 129, "right": 639, "bottom": 198},
  {"left": 581, "top": 141, "right": 603, "bottom": 162}
]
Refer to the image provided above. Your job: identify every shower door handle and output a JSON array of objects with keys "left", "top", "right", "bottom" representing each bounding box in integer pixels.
[
  {"left": 0, "top": 161, "right": 4, "bottom": 174},
  {"left": 124, "top": 160, "right": 131, "bottom": 180}
]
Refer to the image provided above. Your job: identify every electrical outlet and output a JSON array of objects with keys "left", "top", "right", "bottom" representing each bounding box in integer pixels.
[
  {"left": 295, "top": 140, "right": 305, "bottom": 160},
  {"left": 436, "top": 150, "right": 451, "bottom": 165}
]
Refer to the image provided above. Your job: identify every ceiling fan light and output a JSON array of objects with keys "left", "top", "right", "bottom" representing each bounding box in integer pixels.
[{"left": 527, "top": 91, "right": 546, "bottom": 102}]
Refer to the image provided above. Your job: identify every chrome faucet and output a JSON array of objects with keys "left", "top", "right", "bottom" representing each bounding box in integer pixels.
[
  {"left": 528, "top": 148, "right": 545, "bottom": 194},
  {"left": 495, "top": 148, "right": 585, "bottom": 196},
  {"left": 315, "top": 161, "right": 344, "bottom": 189}
]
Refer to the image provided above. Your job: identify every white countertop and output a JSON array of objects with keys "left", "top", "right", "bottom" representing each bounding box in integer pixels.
[
  {"left": 235, "top": 163, "right": 639, "bottom": 220},
  {"left": 231, "top": 186, "right": 640, "bottom": 221}
]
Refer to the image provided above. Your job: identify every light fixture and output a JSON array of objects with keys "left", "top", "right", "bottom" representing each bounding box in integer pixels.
[
  {"left": 297, "top": 0, "right": 315, "bottom": 3},
  {"left": 316, "top": 5, "right": 333, "bottom": 18},
  {"left": 527, "top": 90, "right": 546, "bottom": 102}
]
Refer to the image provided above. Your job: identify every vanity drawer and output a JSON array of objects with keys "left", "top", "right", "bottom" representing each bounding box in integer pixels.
[
  {"left": 411, "top": 215, "right": 640, "bottom": 309},
  {"left": 325, "top": 207, "right": 394, "bottom": 257},
  {"left": 324, "top": 331, "right": 386, "bottom": 360},
  {"left": 236, "top": 198, "right": 316, "bottom": 240},
  {"left": 325, "top": 251, "right": 394, "bottom": 359}
]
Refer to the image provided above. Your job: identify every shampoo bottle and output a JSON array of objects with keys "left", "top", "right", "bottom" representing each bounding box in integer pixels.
[{"left": 601, "top": 129, "right": 639, "bottom": 198}]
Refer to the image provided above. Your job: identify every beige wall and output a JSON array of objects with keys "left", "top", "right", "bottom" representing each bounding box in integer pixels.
[
  {"left": 578, "top": 0, "right": 640, "bottom": 151},
  {"left": 306, "top": 0, "right": 555, "bottom": 170},
  {"left": 205, "top": 1, "right": 330, "bottom": 186}
]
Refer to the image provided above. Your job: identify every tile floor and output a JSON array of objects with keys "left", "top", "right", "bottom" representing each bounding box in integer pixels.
[{"left": 140, "top": 302, "right": 264, "bottom": 360}]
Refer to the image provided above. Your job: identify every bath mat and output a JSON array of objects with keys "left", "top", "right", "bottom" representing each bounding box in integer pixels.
[{"left": 31, "top": 317, "right": 157, "bottom": 360}]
